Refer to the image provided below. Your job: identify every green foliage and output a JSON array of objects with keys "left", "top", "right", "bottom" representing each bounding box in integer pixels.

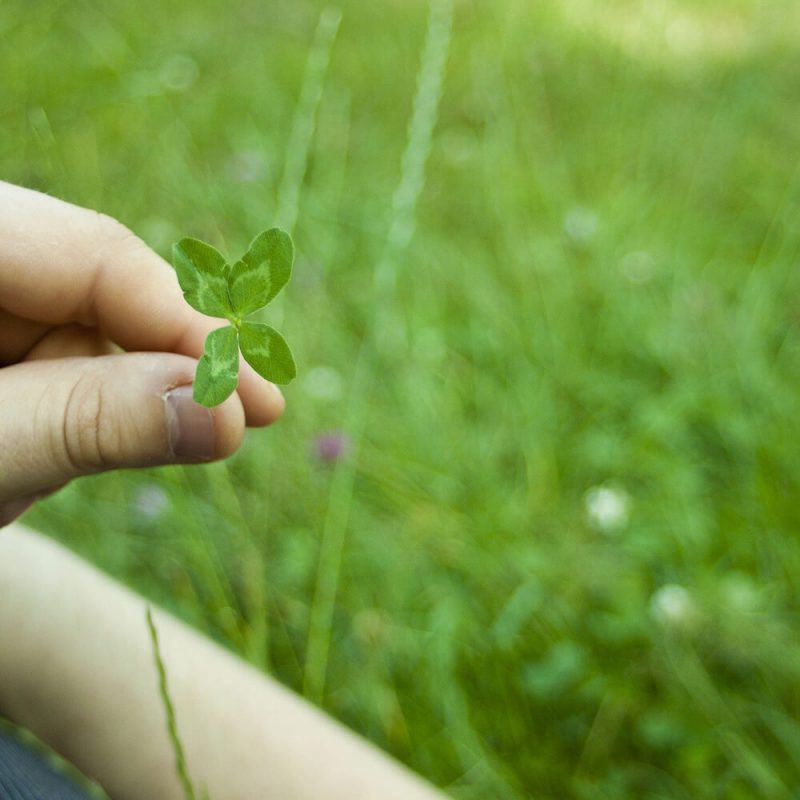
[
  {"left": 172, "top": 229, "right": 296, "bottom": 406},
  {"left": 193, "top": 326, "right": 240, "bottom": 408},
  {"left": 239, "top": 321, "right": 297, "bottom": 385},
  {"left": 172, "top": 238, "right": 232, "bottom": 318},
  {"left": 9, "top": 1, "right": 800, "bottom": 799},
  {"left": 228, "top": 229, "right": 293, "bottom": 315}
]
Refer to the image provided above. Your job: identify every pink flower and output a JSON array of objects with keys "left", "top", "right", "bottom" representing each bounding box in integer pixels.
[{"left": 312, "top": 432, "right": 350, "bottom": 464}]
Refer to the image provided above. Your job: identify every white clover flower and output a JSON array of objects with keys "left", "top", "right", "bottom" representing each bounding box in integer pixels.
[
  {"left": 650, "top": 584, "right": 694, "bottom": 627},
  {"left": 621, "top": 250, "right": 655, "bottom": 284},
  {"left": 132, "top": 484, "right": 170, "bottom": 521},
  {"left": 563, "top": 206, "right": 598, "bottom": 244},
  {"left": 159, "top": 54, "right": 198, "bottom": 92},
  {"left": 227, "top": 149, "right": 268, "bottom": 184},
  {"left": 584, "top": 485, "right": 630, "bottom": 534},
  {"left": 303, "top": 366, "right": 344, "bottom": 402}
]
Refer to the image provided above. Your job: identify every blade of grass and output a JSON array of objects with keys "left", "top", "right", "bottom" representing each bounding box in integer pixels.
[
  {"left": 373, "top": 0, "right": 454, "bottom": 308},
  {"left": 145, "top": 606, "right": 199, "bottom": 800},
  {"left": 303, "top": 0, "right": 454, "bottom": 705},
  {"left": 220, "top": 6, "right": 344, "bottom": 673},
  {"left": 275, "top": 6, "right": 343, "bottom": 237}
]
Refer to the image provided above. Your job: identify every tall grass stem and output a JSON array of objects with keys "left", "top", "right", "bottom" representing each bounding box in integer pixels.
[
  {"left": 303, "top": 0, "right": 454, "bottom": 704},
  {"left": 145, "top": 606, "right": 199, "bottom": 800}
]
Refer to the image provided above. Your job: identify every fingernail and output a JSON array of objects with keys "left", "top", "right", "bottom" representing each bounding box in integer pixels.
[{"left": 165, "top": 386, "right": 215, "bottom": 461}]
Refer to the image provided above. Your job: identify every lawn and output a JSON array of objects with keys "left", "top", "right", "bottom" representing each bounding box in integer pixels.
[{"left": 4, "top": 0, "right": 800, "bottom": 797}]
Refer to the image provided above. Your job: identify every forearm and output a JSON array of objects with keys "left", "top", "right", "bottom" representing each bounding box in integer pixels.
[{"left": 0, "top": 524, "right": 446, "bottom": 800}]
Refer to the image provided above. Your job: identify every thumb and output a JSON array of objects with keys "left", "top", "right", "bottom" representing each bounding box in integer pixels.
[{"left": 0, "top": 353, "right": 245, "bottom": 504}]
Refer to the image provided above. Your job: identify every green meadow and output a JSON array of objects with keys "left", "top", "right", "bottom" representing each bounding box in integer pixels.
[{"left": 4, "top": 0, "right": 800, "bottom": 796}]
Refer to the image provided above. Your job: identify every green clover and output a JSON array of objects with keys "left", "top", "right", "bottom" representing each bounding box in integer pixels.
[{"left": 172, "top": 228, "right": 297, "bottom": 407}]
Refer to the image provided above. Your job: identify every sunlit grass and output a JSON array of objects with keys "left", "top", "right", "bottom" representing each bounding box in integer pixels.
[
  {"left": 551, "top": 0, "right": 799, "bottom": 65},
  {"left": 4, "top": 0, "right": 800, "bottom": 797}
]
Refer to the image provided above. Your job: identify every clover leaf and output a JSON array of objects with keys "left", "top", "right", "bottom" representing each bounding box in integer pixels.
[
  {"left": 239, "top": 321, "right": 296, "bottom": 384},
  {"left": 172, "top": 228, "right": 297, "bottom": 407},
  {"left": 172, "top": 238, "right": 232, "bottom": 318},
  {"left": 193, "top": 326, "right": 240, "bottom": 408},
  {"left": 228, "top": 228, "right": 293, "bottom": 315}
]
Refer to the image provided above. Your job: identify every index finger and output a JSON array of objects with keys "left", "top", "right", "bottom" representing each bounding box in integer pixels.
[{"left": 0, "top": 182, "right": 283, "bottom": 426}]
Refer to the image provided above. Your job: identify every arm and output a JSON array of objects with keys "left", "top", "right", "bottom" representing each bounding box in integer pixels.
[
  {"left": 0, "top": 523, "right": 446, "bottom": 800},
  {"left": 0, "top": 182, "right": 446, "bottom": 798}
]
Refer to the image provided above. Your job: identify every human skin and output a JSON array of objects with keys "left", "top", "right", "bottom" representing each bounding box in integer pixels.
[
  {"left": 0, "top": 182, "right": 448, "bottom": 798},
  {"left": 0, "top": 524, "right": 447, "bottom": 800},
  {"left": 0, "top": 180, "right": 284, "bottom": 525}
]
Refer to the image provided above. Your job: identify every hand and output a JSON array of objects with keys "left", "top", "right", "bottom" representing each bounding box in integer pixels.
[{"left": 0, "top": 182, "right": 285, "bottom": 526}]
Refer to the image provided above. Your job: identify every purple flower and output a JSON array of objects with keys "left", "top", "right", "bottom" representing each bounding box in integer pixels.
[{"left": 313, "top": 431, "right": 350, "bottom": 464}]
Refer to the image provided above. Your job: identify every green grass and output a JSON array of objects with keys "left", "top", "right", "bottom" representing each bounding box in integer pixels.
[
  {"left": 146, "top": 606, "right": 200, "bottom": 800},
  {"left": 5, "top": 0, "right": 800, "bottom": 797}
]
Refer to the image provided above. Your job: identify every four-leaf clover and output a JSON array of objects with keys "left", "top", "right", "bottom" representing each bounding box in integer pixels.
[{"left": 172, "top": 229, "right": 297, "bottom": 407}]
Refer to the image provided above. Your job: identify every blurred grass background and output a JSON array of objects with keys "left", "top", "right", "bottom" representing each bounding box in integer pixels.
[{"left": 4, "top": 0, "right": 800, "bottom": 797}]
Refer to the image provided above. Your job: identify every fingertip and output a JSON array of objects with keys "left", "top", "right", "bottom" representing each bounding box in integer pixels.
[
  {"left": 213, "top": 388, "right": 247, "bottom": 459},
  {"left": 174, "top": 324, "right": 286, "bottom": 428},
  {"left": 237, "top": 361, "right": 286, "bottom": 427}
]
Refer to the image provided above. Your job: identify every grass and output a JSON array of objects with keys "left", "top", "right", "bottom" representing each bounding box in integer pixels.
[
  {"left": 4, "top": 0, "right": 800, "bottom": 797},
  {"left": 146, "top": 607, "right": 200, "bottom": 800}
]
